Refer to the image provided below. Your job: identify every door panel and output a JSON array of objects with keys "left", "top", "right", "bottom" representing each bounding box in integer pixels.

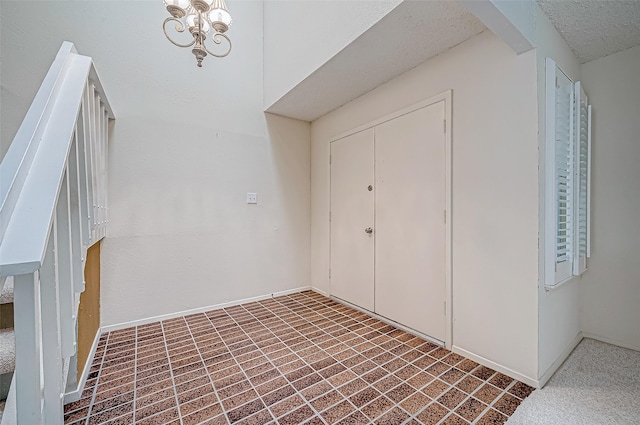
[
  {"left": 330, "top": 129, "right": 375, "bottom": 311},
  {"left": 374, "top": 102, "right": 446, "bottom": 341}
]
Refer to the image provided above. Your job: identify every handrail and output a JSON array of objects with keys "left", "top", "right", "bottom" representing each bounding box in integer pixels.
[{"left": 0, "top": 42, "right": 114, "bottom": 425}]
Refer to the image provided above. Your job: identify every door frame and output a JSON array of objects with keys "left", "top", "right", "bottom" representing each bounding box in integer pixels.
[{"left": 328, "top": 90, "right": 453, "bottom": 349}]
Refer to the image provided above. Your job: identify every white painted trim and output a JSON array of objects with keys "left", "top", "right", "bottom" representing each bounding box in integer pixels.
[
  {"left": 452, "top": 345, "right": 539, "bottom": 388},
  {"left": 328, "top": 294, "right": 445, "bottom": 348},
  {"left": 582, "top": 332, "right": 640, "bottom": 353},
  {"left": 65, "top": 286, "right": 313, "bottom": 404},
  {"left": 544, "top": 57, "right": 558, "bottom": 287},
  {"left": 310, "top": 286, "right": 328, "bottom": 297},
  {"left": 538, "top": 332, "right": 583, "bottom": 388},
  {"left": 63, "top": 328, "right": 102, "bottom": 404},
  {"left": 443, "top": 90, "right": 453, "bottom": 351},
  {"left": 100, "top": 286, "right": 312, "bottom": 333},
  {"left": 329, "top": 91, "right": 452, "bottom": 143}
]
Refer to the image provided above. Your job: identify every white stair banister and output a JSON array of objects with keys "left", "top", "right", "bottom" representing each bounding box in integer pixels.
[{"left": 0, "top": 42, "right": 114, "bottom": 425}]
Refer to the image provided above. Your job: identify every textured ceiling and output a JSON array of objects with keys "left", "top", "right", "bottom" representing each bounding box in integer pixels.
[
  {"left": 266, "top": 0, "right": 485, "bottom": 122},
  {"left": 537, "top": 0, "right": 640, "bottom": 63}
]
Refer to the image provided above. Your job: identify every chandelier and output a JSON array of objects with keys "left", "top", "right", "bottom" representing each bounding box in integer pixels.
[{"left": 163, "top": 0, "right": 233, "bottom": 67}]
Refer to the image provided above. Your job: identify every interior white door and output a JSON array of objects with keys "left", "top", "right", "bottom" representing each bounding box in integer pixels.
[
  {"left": 330, "top": 129, "right": 375, "bottom": 311},
  {"left": 374, "top": 102, "right": 446, "bottom": 341}
]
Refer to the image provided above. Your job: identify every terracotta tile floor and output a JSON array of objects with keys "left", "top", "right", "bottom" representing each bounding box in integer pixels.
[{"left": 64, "top": 291, "right": 534, "bottom": 425}]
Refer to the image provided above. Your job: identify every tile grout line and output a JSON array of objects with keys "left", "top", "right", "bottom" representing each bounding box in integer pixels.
[
  {"left": 180, "top": 314, "right": 233, "bottom": 423},
  {"left": 211, "top": 303, "right": 329, "bottom": 423},
  {"left": 257, "top": 294, "right": 378, "bottom": 422},
  {"left": 89, "top": 332, "right": 137, "bottom": 424},
  {"left": 132, "top": 326, "right": 138, "bottom": 424},
  {"left": 292, "top": 292, "right": 502, "bottom": 424},
  {"left": 72, "top": 291, "right": 534, "bottom": 425},
  {"left": 279, "top": 292, "right": 443, "bottom": 422},
  {"left": 238, "top": 297, "right": 354, "bottom": 423},
  {"left": 265, "top": 292, "right": 427, "bottom": 423},
  {"left": 160, "top": 319, "right": 187, "bottom": 425},
  {"left": 414, "top": 364, "right": 522, "bottom": 424},
  {"left": 271, "top": 293, "right": 402, "bottom": 422},
  {"left": 198, "top": 291, "right": 524, "bottom": 425},
  {"left": 272, "top": 293, "right": 424, "bottom": 423},
  {"left": 83, "top": 332, "right": 109, "bottom": 425}
]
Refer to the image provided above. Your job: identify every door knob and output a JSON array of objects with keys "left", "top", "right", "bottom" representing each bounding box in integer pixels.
[{"left": 365, "top": 227, "right": 373, "bottom": 234}]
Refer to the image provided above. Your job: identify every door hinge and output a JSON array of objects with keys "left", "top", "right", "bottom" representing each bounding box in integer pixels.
[
  {"left": 329, "top": 268, "right": 331, "bottom": 278},
  {"left": 329, "top": 154, "right": 332, "bottom": 164},
  {"left": 329, "top": 211, "right": 332, "bottom": 222},
  {"left": 444, "top": 119, "right": 446, "bottom": 133}
]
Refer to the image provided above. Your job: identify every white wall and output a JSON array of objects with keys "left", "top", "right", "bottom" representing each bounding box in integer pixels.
[
  {"left": 0, "top": 1, "right": 312, "bottom": 326},
  {"left": 263, "top": 0, "right": 401, "bottom": 109},
  {"left": 580, "top": 45, "right": 640, "bottom": 351},
  {"left": 533, "top": 6, "right": 583, "bottom": 383},
  {"left": 311, "top": 31, "right": 540, "bottom": 383}
]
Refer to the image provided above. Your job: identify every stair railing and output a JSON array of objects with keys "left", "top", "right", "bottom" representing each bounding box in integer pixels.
[{"left": 0, "top": 42, "right": 114, "bottom": 425}]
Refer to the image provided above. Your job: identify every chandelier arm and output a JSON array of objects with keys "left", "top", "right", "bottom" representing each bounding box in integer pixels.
[
  {"left": 163, "top": 17, "right": 197, "bottom": 48},
  {"left": 203, "top": 33, "right": 232, "bottom": 58}
]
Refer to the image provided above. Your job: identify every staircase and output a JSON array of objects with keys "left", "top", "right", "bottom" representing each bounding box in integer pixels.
[
  {"left": 0, "top": 277, "right": 14, "bottom": 421},
  {"left": 0, "top": 42, "right": 113, "bottom": 425}
]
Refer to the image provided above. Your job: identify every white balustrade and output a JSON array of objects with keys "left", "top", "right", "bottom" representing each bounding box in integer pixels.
[{"left": 0, "top": 42, "right": 114, "bottom": 425}]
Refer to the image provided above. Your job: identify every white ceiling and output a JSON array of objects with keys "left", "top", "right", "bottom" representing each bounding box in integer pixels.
[
  {"left": 537, "top": 0, "right": 640, "bottom": 63},
  {"left": 266, "top": 0, "right": 485, "bottom": 122}
]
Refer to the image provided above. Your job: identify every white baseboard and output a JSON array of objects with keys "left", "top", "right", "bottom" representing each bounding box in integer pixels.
[
  {"left": 452, "top": 345, "right": 539, "bottom": 388},
  {"left": 310, "top": 286, "right": 328, "bottom": 297},
  {"left": 100, "top": 286, "right": 312, "bottom": 333},
  {"left": 326, "top": 294, "right": 445, "bottom": 348},
  {"left": 64, "top": 329, "right": 102, "bottom": 403},
  {"left": 538, "top": 332, "right": 583, "bottom": 388},
  {"left": 582, "top": 331, "right": 640, "bottom": 352},
  {"left": 65, "top": 286, "right": 312, "bottom": 403}
]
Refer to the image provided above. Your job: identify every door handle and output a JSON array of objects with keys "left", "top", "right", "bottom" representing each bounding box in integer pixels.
[{"left": 365, "top": 227, "right": 373, "bottom": 234}]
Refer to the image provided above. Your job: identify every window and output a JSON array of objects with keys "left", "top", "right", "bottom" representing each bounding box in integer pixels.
[{"left": 545, "top": 58, "right": 592, "bottom": 287}]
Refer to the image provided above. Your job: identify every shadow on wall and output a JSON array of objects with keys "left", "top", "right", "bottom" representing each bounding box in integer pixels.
[{"left": 265, "top": 113, "right": 312, "bottom": 281}]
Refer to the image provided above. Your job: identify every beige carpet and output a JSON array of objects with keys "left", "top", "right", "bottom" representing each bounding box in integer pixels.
[
  {"left": 507, "top": 338, "right": 640, "bottom": 424},
  {"left": 0, "top": 329, "right": 14, "bottom": 376}
]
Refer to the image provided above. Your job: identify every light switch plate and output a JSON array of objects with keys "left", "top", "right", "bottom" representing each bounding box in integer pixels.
[{"left": 246, "top": 193, "right": 257, "bottom": 204}]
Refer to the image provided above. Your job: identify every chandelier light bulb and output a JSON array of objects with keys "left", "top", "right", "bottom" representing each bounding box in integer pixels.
[
  {"left": 209, "top": 8, "right": 232, "bottom": 32},
  {"left": 164, "top": 0, "right": 190, "bottom": 17},
  {"left": 187, "top": 12, "right": 211, "bottom": 34}
]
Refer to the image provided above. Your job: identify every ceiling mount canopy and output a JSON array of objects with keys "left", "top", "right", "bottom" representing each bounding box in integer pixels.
[{"left": 163, "top": 0, "right": 233, "bottom": 67}]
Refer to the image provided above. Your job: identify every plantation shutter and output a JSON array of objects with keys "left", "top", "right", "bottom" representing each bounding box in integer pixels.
[
  {"left": 554, "top": 70, "right": 574, "bottom": 282},
  {"left": 545, "top": 58, "right": 592, "bottom": 287},
  {"left": 574, "top": 82, "right": 591, "bottom": 274}
]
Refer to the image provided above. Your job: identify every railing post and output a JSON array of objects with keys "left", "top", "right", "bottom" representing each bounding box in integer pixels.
[
  {"left": 56, "top": 167, "right": 76, "bottom": 358},
  {"left": 13, "top": 272, "right": 43, "bottom": 425},
  {"left": 75, "top": 102, "right": 90, "bottom": 250},
  {"left": 82, "top": 81, "right": 95, "bottom": 243},
  {"left": 40, "top": 223, "right": 64, "bottom": 424},
  {"left": 68, "top": 131, "right": 86, "bottom": 293}
]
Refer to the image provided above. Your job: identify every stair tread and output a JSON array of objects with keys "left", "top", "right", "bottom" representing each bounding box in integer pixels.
[
  {"left": 0, "top": 329, "right": 15, "bottom": 376},
  {"left": 0, "top": 277, "right": 12, "bottom": 304}
]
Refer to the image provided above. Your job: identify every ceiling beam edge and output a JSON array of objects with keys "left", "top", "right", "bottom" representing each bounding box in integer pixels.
[{"left": 461, "top": 0, "right": 536, "bottom": 54}]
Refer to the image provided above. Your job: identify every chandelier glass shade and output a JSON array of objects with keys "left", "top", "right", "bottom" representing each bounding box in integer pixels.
[{"left": 163, "top": 0, "right": 233, "bottom": 67}]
